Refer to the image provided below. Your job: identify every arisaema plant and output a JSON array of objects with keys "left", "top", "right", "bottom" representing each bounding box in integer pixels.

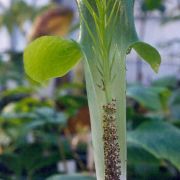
[{"left": 23, "top": 0, "right": 161, "bottom": 179}]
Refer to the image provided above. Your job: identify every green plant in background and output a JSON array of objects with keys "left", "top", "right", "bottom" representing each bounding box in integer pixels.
[
  {"left": 23, "top": 0, "right": 161, "bottom": 179},
  {"left": 0, "top": 76, "right": 180, "bottom": 179},
  {"left": 0, "top": 88, "right": 70, "bottom": 179},
  {"left": 0, "top": 0, "right": 51, "bottom": 88}
]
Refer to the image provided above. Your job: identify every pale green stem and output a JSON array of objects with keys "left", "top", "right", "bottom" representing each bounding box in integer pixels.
[{"left": 78, "top": 0, "right": 133, "bottom": 179}]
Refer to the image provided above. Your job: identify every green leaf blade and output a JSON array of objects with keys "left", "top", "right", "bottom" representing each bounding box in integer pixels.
[
  {"left": 24, "top": 36, "right": 82, "bottom": 83},
  {"left": 131, "top": 41, "right": 161, "bottom": 73},
  {"left": 128, "top": 121, "right": 180, "bottom": 170}
]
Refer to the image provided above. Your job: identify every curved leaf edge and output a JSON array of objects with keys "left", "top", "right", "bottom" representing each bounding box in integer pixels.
[{"left": 128, "top": 41, "right": 161, "bottom": 73}]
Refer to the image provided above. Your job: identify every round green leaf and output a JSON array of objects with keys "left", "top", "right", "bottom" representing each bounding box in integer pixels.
[{"left": 24, "top": 36, "right": 82, "bottom": 83}]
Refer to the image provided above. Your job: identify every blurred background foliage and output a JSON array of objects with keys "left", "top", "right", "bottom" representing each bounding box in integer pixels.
[{"left": 0, "top": 0, "right": 179, "bottom": 179}]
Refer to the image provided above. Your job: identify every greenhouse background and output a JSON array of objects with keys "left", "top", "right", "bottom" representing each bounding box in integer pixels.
[{"left": 0, "top": 0, "right": 180, "bottom": 179}]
